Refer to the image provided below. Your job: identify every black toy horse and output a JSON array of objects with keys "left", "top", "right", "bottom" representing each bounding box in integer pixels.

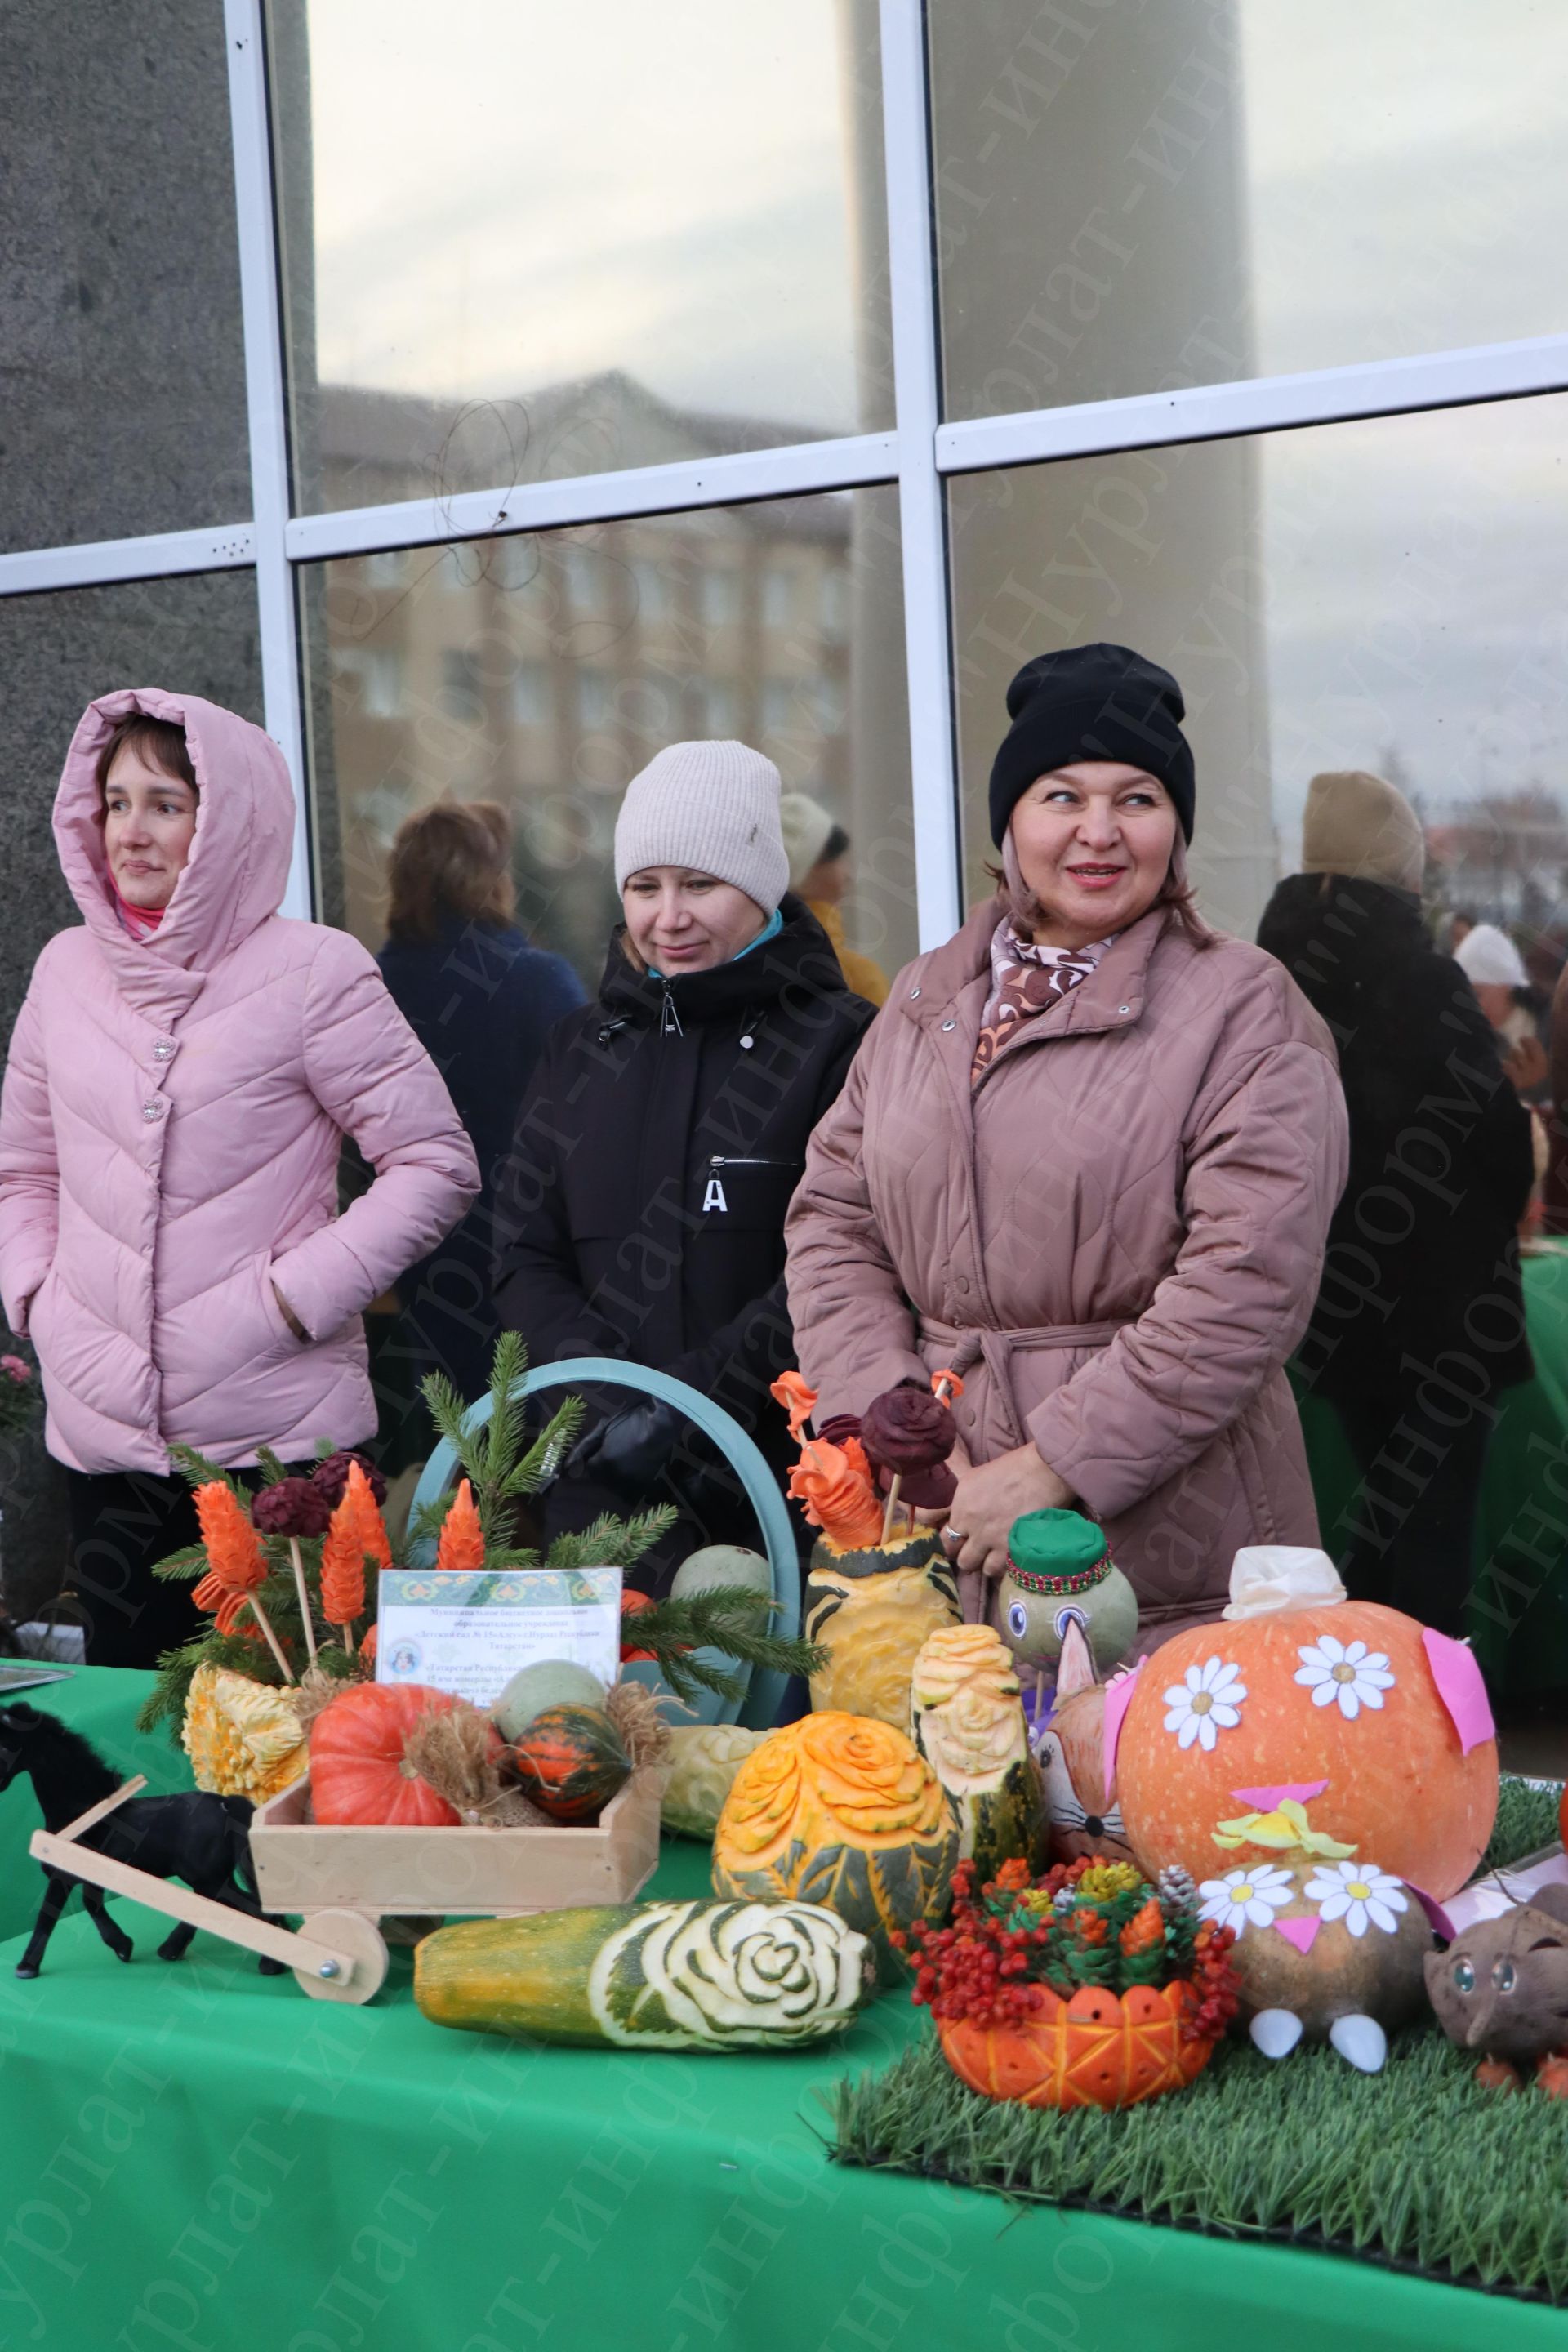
[{"left": 0, "top": 1703, "right": 283, "bottom": 1978}]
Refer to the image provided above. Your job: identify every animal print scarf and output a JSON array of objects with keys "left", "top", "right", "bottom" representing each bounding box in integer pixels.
[{"left": 971, "top": 919, "right": 1112, "bottom": 1084}]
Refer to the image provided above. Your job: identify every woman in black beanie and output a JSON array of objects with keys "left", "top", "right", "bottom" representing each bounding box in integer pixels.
[{"left": 786, "top": 642, "right": 1350, "bottom": 1645}]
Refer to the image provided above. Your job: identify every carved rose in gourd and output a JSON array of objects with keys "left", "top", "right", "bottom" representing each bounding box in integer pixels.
[{"left": 712, "top": 1711, "right": 957, "bottom": 1980}]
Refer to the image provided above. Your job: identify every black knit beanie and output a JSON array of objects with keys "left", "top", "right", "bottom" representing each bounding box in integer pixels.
[{"left": 987, "top": 644, "right": 1195, "bottom": 846}]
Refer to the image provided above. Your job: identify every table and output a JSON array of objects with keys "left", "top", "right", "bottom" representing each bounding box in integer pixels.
[
  {"left": 1295, "top": 1244, "right": 1568, "bottom": 1695},
  {"left": 0, "top": 1671, "right": 1557, "bottom": 2352}
]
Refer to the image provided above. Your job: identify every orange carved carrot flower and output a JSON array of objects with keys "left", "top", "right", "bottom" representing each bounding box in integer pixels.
[
  {"left": 191, "top": 1482, "right": 267, "bottom": 1635},
  {"left": 345, "top": 1459, "right": 391, "bottom": 1572},
  {"left": 769, "top": 1370, "right": 819, "bottom": 1446},
  {"left": 435, "top": 1478, "right": 485, "bottom": 1574},
  {"left": 320, "top": 1490, "right": 368, "bottom": 1632},
  {"left": 786, "top": 1436, "right": 884, "bottom": 1549}
]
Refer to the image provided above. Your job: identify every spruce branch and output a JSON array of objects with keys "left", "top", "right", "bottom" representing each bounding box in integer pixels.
[
  {"left": 616, "top": 1588, "right": 826, "bottom": 1707},
  {"left": 256, "top": 1446, "right": 289, "bottom": 1487},
  {"left": 544, "top": 1507, "right": 679, "bottom": 1574},
  {"left": 167, "top": 1442, "right": 248, "bottom": 1500},
  {"left": 150, "top": 1544, "right": 207, "bottom": 1584}
]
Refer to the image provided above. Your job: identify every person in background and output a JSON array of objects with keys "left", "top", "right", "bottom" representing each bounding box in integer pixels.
[
  {"left": 377, "top": 800, "right": 584, "bottom": 1404},
  {"left": 0, "top": 691, "right": 479, "bottom": 1668},
  {"left": 1257, "top": 769, "right": 1534, "bottom": 1633},
  {"left": 778, "top": 792, "right": 889, "bottom": 1007},
  {"left": 1542, "top": 956, "right": 1568, "bottom": 1234},
  {"left": 787, "top": 644, "right": 1347, "bottom": 1644},
  {"left": 493, "top": 742, "right": 875, "bottom": 1588},
  {"left": 1454, "top": 923, "right": 1549, "bottom": 1098}
]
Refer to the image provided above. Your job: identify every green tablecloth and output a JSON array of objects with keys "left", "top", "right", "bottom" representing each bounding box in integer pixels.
[
  {"left": 0, "top": 1671, "right": 1557, "bottom": 2352},
  {"left": 1296, "top": 1244, "right": 1568, "bottom": 1695}
]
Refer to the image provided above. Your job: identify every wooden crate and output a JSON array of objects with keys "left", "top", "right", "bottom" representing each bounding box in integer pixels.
[{"left": 250, "top": 1766, "right": 665, "bottom": 1922}]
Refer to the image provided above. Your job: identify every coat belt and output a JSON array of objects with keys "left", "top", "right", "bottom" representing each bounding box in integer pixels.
[{"left": 918, "top": 1315, "right": 1131, "bottom": 1449}]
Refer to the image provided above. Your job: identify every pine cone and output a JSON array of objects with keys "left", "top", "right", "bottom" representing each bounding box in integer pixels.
[
  {"left": 1157, "top": 1864, "right": 1197, "bottom": 1911},
  {"left": 1118, "top": 1897, "right": 1165, "bottom": 1956}
]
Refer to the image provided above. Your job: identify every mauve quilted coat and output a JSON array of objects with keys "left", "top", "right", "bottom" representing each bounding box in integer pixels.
[
  {"left": 785, "top": 897, "right": 1350, "bottom": 1635},
  {"left": 0, "top": 688, "right": 479, "bottom": 1475}
]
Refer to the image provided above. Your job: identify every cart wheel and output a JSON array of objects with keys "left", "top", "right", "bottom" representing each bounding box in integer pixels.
[{"left": 293, "top": 1909, "right": 390, "bottom": 2005}]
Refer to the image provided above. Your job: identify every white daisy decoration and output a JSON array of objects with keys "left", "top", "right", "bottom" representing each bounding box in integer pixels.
[
  {"left": 1294, "top": 1635, "right": 1395, "bottom": 1721},
  {"left": 1197, "top": 1864, "right": 1296, "bottom": 1937},
  {"left": 1302, "top": 1859, "right": 1408, "bottom": 1938},
  {"left": 1162, "top": 1655, "right": 1247, "bottom": 1752}
]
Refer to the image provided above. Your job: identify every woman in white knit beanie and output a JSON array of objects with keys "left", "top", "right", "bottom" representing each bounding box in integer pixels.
[{"left": 492, "top": 741, "right": 876, "bottom": 1602}]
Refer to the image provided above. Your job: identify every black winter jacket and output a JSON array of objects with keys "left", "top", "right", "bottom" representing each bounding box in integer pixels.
[
  {"left": 1257, "top": 874, "right": 1534, "bottom": 1403},
  {"left": 492, "top": 896, "right": 876, "bottom": 1459}
]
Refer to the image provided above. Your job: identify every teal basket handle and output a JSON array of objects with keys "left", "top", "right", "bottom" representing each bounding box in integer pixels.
[{"left": 406, "top": 1357, "right": 800, "bottom": 1731}]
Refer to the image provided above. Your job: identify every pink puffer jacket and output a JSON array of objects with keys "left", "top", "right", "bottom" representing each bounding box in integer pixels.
[
  {"left": 0, "top": 688, "right": 479, "bottom": 1475},
  {"left": 786, "top": 897, "right": 1349, "bottom": 1637}
]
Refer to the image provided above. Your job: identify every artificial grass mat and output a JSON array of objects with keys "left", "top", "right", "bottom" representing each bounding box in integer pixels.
[{"left": 830, "top": 1776, "right": 1568, "bottom": 2304}]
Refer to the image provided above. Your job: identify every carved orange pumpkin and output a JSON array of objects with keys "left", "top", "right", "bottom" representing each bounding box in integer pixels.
[
  {"left": 1115, "top": 1596, "right": 1497, "bottom": 1902},
  {"left": 938, "top": 1979, "right": 1214, "bottom": 2109}
]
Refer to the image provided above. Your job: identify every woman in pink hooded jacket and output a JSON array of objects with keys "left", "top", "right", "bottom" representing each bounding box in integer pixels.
[
  {"left": 786, "top": 644, "right": 1349, "bottom": 1645},
  {"left": 0, "top": 689, "right": 479, "bottom": 1667}
]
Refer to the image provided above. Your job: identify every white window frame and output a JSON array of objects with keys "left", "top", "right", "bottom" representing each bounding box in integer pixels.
[{"left": 1, "top": 0, "right": 1566, "bottom": 949}]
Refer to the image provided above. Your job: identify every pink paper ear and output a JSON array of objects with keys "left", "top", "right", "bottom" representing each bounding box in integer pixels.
[
  {"left": 1231, "top": 1782, "right": 1329, "bottom": 1809},
  {"left": 1102, "top": 1660, "right": 1143, "bottom": 1786},
  {"left": 1403, "top": 1881, "right": 1456, "bottom": 1940},
  {"left": 1421, "top": 1628, "right": 1495, "bottom": 1756}
]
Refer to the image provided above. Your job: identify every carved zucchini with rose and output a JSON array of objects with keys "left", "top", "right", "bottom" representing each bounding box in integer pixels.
[{"left": 413, "top": 1897, "right": 875, "bottom": 2049}]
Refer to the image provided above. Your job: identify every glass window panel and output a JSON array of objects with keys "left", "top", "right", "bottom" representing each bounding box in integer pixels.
[
  {"left": 301, "top": 492, "right": 913, "bottom": 996},
  {"left": 1, "top": 7, "right": 250, "bottom": 550},
  {"left": 948, "top": 392, "right": 1568, "bottom": 945},
  {"left": 269, "top": 0, "right": 894, "bottom": 515},
  {"left": 699, "top": 570, "right": 743, "bottom": 630},
  {"left": 762, "top": 568, "right": 797, "bottom": 630},
  {"left": 693, "top": 679, "right": 739, "bottom": 737},
  {"left": 931, "top": 2, "right": 1568, "bottom": 420},
  {"left": 513, "top": 662, "right": 551, "bottom": 730}
]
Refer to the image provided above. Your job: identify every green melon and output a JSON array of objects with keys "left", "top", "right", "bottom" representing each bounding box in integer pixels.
[
  {"left": 492, "top": 1659, "right": 607, "bottom": 1744},
  {"left": 670, "top": 1545, "right": 773, "bottom": 1601},
  {"left": 662, "top": 1725, "right": 767, "bottom": 1841}
]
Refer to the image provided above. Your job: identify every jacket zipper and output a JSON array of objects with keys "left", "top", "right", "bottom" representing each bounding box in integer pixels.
[
  {"left": 660, "top": 983, "right": 684, "bottom": 1037},
  {"left": 707, "top": 1156, "right": 795, "bottom": 1169}
]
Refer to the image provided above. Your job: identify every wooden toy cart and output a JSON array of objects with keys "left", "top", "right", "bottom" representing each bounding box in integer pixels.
[{"left": 31, "top": 1763, "right": 665, "bottom": 2007}]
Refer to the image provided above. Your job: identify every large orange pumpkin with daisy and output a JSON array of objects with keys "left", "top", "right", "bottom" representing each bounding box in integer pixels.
[{"left": 1112, "top": 1549, "right": 1497, "bottom": 1902}]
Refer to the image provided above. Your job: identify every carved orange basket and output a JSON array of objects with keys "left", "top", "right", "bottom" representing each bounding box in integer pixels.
[{"left": 938, "top": 1978, "right": 1214, "bottom": 2110}]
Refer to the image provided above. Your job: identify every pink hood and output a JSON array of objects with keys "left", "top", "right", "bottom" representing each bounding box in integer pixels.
[
  {"left": 0, "top": 688, "right": 479, "bottom": 1474},
  {"left": 55, "top": 687, "right": 297, "bottom": 991}
]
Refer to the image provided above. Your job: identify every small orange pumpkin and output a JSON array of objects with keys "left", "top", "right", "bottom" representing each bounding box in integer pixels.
[
  {"left": 938, "top": 1979, "right": 1214, "bottom": 2110},
  {"left": 1115, "top": 1578, "right": 1497, "bottom": 1901},
  {"left": 621, "top": 1588, "right": 657, "bottom": 1664},
  {"left": 309, "top": 1682, "right": 462, "bottom": 1828}
]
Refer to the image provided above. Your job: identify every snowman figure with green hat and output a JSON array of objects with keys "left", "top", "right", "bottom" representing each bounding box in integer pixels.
[{"left": 998, "top": 1508, "right": 1138, "bottom": 1731}]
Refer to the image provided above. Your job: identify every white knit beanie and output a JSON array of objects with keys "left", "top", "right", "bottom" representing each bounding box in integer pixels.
[
  {"left": 778, "top": 792, "right": 837, "bottom": 892},
  {"left": 1454, "top": 922, "right": 1528, "bottom": 990},
  {"left": 613, "top": 740, "right": 789, "bottom": 913}
]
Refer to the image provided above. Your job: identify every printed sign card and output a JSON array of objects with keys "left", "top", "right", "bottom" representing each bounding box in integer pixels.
[{"left": 375, "top": 1566, "right": 622, "bottom": 1707}]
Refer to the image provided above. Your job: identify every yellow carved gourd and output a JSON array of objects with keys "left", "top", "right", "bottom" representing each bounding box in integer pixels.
[
  {"left": 804, "top": 1529, "right": 960, "bottom": 1729},
  {"left": 711, "top": 1710, "right": 957, "bottom": 1980},
  {"left": 182, "top": 1665, "right": 308, "bottom": 1802}
]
